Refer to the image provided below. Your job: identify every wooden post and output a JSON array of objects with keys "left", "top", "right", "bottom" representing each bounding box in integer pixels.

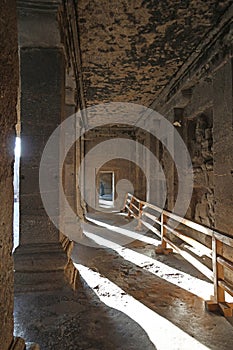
[
  {"left": 206, "top": 235, "right": 224, "bottom": 312},
  {"left": 128, "top": 196, "right": 133, "bottom": 218},
  {"left": 213, "top": 236, "right": 225, "bottom": 303},
  {"left": 121, "top": 193, "right": 129, "bottom": 212},
  {"left": 205, "top": 235, "right": 232, "bottom": 316},
  {"left": 155, "top": 212, "right": 172, "bottom": 254},
  {"left": 161, "top": 212, "right": 167, "bottom": 249},
  {"left": 136, "top": 202, "right": 143, "bottom": 231}
]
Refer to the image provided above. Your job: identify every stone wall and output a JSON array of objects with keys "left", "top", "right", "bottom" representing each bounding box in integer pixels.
[
  {"left": 189, "top": 111, "right": 214, "bottom": 227},
  {"left": 151, "top": 6, "right": 233, "bottom": 239},
  {"left": 213, "top": 59, "right": 233, "bottom": 236},
  {"left": 0, "top": 1, "right": 19, "bottom": 349}
]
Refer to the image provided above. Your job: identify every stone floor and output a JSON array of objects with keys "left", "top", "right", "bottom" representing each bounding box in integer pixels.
[
  {"left": 14, "top": 277, "right": 155, "bottom": 350},
  {"left": 14, "top": 211, "right": 233, "bottom": 350}
]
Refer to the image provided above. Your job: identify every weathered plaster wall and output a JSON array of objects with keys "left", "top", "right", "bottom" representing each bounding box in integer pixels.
[{"left": 0, "top": 1, "right": 19, "bottom": 348}]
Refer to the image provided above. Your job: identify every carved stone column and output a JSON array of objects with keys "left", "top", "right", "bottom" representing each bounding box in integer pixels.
[{"left": 14, "top": 0, "right": 77, "bottom": 292}]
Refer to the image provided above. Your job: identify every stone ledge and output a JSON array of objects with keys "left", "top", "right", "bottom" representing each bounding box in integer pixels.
[
  {"left": 14, "top": 242, "right": 80, "bottom": 292},
  {"left": 14, "top": 243, "right": 68, "bottom": 272},
  {"left": 14, "top": 270, "right": 68, "bottom": 293}
]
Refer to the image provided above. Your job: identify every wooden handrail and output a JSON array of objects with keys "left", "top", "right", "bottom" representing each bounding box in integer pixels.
[
  {"left": 164, "top": 224, "right": 212, "bottom": 258},
  {"left": 123, "top": 192, "right": 233, "bottom": 317}
]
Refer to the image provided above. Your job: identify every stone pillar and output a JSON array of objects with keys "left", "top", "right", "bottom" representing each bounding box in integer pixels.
[
  {"left": 58, "top": 0, "right": 87, "bottom": 223},
  {"left": 59, "top": 70, "right": 85, "bottom": 251},
  {"left": 213, "top": 58, "right": 233, "bottom": 236},
  {"left": 14, "top": 1, "right": 75, "bottom": 292},
  {"left": 63, "top": 73, "right": 77, "bottom": 214},
  {"left": 62, "top": 71, "right": 85, "bottom": 220},
  {"left": 0, "top": 2, "right": 21, "bottom": 349}
]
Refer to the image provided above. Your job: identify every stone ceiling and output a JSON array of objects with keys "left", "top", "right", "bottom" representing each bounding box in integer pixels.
[{"left": 77, "top": 0, "right": 231, "bottom": 108}]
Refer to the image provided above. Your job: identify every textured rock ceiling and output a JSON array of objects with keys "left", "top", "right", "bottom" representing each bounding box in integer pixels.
[{"left": 77, "top": 0, "right": 231, "bottom": 107}]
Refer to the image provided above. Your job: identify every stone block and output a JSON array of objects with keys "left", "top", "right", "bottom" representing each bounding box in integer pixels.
[
  {"left": 14, "top": 243, "right": 68, "bottom": 272},
  {"left": 19, "top": 215, "right": 59, "bottom": 245}
]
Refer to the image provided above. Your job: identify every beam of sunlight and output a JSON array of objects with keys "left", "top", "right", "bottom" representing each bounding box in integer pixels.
[
  {"left": 86, "top": 215, "right": 161, "bottom": 246},
  {"left": 13, "top": 136, "right": 21, "bottom": 252},
  {"left": 75, "top": 264, "right": 210, "bottom": 350},
  {"left": 82, "top": 227, "right": 214, "bottom": 300},
  {"left": 14, "top": 136, "right": 21, "bottom": 158}
]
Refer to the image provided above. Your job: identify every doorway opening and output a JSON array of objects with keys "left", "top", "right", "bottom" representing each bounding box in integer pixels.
[
  {"left": 13, "top": 136, "right": 21, "bottom": 252},
  {"left": 98, "top": 171, "right": 114, "bottom": 208}
]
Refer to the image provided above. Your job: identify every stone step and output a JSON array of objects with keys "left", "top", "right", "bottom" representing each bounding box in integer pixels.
[{"left": 14, "top": 270, "right": 68, "bottom": 293}]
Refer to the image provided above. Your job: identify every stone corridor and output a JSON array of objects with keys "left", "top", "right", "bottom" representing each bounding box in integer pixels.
[{"left": 1, "top": 1, "right": 233, "bottom": 349}]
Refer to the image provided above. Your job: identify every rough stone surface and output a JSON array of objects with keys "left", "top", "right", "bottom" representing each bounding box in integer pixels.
[
  {"left": 14, "top": 276, "right": 155, "bottom": 350},
  {"left": 76, "top": 0, "right": 231, "bottom": 107},
  {"left": 149, "top": 13, "right": 233, "bottom": 237},
  {"left": 18, "top": 47, "right": 64, "bottom": 244},
  {"left": 13, "top": 46, "right": 71, "bottom": 291},
  {"left": 213, "top": 59, "right": 233, "bottom": 236},
  {"left": 17, "top": 48, "right": 63, "bottom": 244},
  {"left": 0, "top": 1, "right": 19, "bottom": 349}
]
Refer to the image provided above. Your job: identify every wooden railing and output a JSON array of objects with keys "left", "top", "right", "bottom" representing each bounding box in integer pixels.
[{"left": 123, "top": 193, "right": 233, "bottom": 317}]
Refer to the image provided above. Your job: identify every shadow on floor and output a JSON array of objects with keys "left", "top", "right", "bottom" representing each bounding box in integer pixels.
[{"left": 14, "top": 274, "right": 156, "bottom": 350}]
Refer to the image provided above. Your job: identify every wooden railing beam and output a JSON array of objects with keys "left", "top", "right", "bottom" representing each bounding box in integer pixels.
[{"left": 123, "top": 193, "right": 233, "bottom": 317}]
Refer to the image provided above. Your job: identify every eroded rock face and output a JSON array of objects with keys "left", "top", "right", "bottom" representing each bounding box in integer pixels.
[
  {"left": 190, "top": 114, "right": 214, "bottom": 227},
  {"left": 0, "top": 1, "right": 19, "bottom": 349},
  {"left": 76, "top": 0, "right": 231, "bottom": 107}
]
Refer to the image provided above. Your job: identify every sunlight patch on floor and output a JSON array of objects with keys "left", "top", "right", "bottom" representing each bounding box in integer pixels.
[
  {"left": 83, "top": 229, "right": 214, "bottom": 300},
  {"left": 86, "top": 215, "right": 161, "bottom": 246},
  {"left": 75, "top": 263, "right": 210, "bottom": 350},
  {"left": 98, "top": 199, "right": 114, "bottom": 208}
]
